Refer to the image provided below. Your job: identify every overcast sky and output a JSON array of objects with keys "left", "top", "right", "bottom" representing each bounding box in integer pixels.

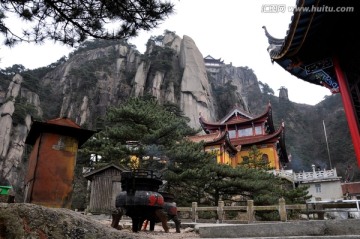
[{"left": 0, "top": 0, "right": 332, "bottom": 105}]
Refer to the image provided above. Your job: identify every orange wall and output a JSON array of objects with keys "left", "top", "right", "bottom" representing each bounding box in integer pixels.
[
  {"left": 24, "top": 133, "right": 78, "bottom": 208},
  {"left": 205, "top": 144, "right": 280, "bottom": 169}
]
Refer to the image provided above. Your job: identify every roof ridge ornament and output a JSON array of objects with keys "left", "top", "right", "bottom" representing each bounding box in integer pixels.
[{"left": 262, "top": 26, "right": 284, "bottom": 45}]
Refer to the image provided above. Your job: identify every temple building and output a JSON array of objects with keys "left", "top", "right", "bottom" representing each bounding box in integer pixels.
[
  {"left": 263, "top": 1, "right": 360, "bottom": 167},
  {"left": 204, "top": 55, "right": 224, "bottom": 74},
  {"left": 188, "top": 104, "right": 289, "bottom": 170}
]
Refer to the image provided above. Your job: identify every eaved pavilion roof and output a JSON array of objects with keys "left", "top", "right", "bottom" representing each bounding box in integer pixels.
[
  {"left": 231, "top": 123, "right": 285, "bottom": 146},
  {"left": 189, "top": 121, "right": 288, "bottom": 163},
  {"left": 199, "top": 103, "right": 275, "bottom": 134},
  {"left": 187, "top": 131, "right": 240, "bottom": 157},
  {"left": 204, "top": 55, "right": 224, "bottom": 64},
  {"left": 263, "top": 0, "right": 360, "bottom": 93},
  {"left": 193, "top": 103, "right": 288, "bottom": 163}
]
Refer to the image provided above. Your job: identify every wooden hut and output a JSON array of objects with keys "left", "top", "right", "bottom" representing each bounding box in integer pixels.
[{"left": 83, "top": 164, "right": 126, "bottom": 214}]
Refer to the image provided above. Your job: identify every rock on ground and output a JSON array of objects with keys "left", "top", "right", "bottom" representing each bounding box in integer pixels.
[
  {"left": 0, "top": 203, "right": 149, "bottom": 239},
  {"left": 0, "top": 203, "right": 200, "bottom": 239}
]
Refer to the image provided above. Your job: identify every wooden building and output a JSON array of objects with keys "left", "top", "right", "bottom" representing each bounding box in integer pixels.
[
  {"left": 263, "top": 1, "right": 360, "bottom": 167},
  {"left": 204, "top": 55, "right": 224, "bottom": 67},
  {"left": 83, "top": 164, "right": 126, "bottom": 214},
  {"left": 188, "top": 104, "right": 289, "bottom": 169},
  {"left": 204, "top": 55, "right": 225, "bottom": 74}
]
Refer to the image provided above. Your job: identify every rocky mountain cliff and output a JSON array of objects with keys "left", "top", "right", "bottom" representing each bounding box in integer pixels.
[
  {"left": 0, "top": 31, "right": 357, "bottom": 200},
  {"left": 39, "top": 31, "right": 223, "bottom": 130}
]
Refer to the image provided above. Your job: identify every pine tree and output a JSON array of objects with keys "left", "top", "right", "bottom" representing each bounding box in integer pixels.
[
  {"left": 240, "top": 145, "right": 272, "bottom": 170},
  {"left": 79, "top": 95, "right": 197, "bottom": 170},
  {"left": 0, "top": 0, "right": 174, "bottom": 46},
  {"left": 163, "top": 140, "right": 216, "bottom": 205}
]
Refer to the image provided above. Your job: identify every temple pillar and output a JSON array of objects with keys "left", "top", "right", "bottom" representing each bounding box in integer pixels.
[{"left": 333, "top": 57, "right": 360, "bottom": 167}]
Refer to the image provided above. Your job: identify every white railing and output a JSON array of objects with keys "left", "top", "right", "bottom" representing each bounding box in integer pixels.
[{"left": 270, "top": 168, "right": 338, "bottom": 183}]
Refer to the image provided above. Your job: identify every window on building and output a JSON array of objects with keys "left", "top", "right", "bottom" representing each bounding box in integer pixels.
[
  {"left": 228, "top": 129, "right": 236, "bottom": 139},
  {"left": 242, "top": 156, "right": 249, "bottom": 164},
  {"left": 254, "top": 126, "right": 262, "bottom": 135},
  {"left": 239, "top": 128, "right": 253, "bottom": 137},
  {"left": 315, "top": 183, "right": 321, "bottom": 193},
  {"left": 262, "top": 154, "right": 269, "bottom": 164}
]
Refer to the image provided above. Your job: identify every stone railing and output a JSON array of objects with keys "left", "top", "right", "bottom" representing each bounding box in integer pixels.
[
  {"left": 269, "top": 168, "right": 338, "bottom": 182},
  {"left": 177, "top": 199, "right": 360, "bottom": 223},
  {"left": 177, "top": 198, "right": 305, "bottom": 223}
]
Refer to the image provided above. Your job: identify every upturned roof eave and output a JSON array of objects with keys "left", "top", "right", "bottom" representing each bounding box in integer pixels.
[
  {"left": 186, "top": 131, "right": 224, "bottom": 144},
  {"left": 265, "top": 0, "right": 319, "bottom": 61},
  {"left": 199, "top": 104, "right": 274, "bottom": 132},
  {"left": 231, "top": 124, "right": 284, "bottom": 146}
]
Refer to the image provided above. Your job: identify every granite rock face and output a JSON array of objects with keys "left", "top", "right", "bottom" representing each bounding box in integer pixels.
[
  {"left": 37, "top": 32, "right": 220, "bottom": 130},
  {"left": 179, "top": 35, "right": 215, "bottom": 128},
  {"left": 0, "top": 74, "right": 40, "bottom": 198}
]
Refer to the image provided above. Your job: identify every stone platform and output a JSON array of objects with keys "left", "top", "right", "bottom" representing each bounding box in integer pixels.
[{"left": 195, "top": 219, "right": 360, "bottom": 238}]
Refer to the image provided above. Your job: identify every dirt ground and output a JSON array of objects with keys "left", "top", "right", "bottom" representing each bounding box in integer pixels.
[{"left": 92, "top": 214, "right": 201, "bottom": 239}]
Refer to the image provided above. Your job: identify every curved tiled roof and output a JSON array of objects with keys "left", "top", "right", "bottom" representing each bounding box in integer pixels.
[
  {"left": 189, "top": 122, "right": 288, "bottom": 163},
  {"left": 186, "top": 132, "right": 222, "bottom": 143},
  {"left": 204, "top": 55, "right": 224, "bottom": 64},
  {"left": 263, "top": 0, "right": 360, "bottom": 93},
  {"left": 231, "top": 123, "right": 284, "bottom": 146},
  {"left": 199, "top": 103, "right": 274, "bottom": 133}
]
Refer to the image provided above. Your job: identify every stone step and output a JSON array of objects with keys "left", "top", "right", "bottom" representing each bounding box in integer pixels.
[{"left": 194, "top": 220, "right": 360, "bottom": 238}]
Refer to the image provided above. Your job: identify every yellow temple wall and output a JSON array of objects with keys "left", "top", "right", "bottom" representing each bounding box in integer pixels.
[
  {"left": 205, "top": 144, "right": 280, "bottom": 169},
  {"left": 236, "top": 146, "right": 279, "bottom": 169},
  {"left": 204, "top": 145, "right": 225, "bottom": 164}
]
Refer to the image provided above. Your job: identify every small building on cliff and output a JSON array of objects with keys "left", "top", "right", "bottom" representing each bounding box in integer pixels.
[
  {"left": 204, "top": 55, "right": 224, "bottom": 74},
  {"left": 188, "top": 103, "right": 289, "bottom": 170}
]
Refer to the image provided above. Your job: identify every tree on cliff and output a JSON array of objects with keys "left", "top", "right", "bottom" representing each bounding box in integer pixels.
[{"left": 0, "top": 0, "right": 174, "bottom": 46}]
